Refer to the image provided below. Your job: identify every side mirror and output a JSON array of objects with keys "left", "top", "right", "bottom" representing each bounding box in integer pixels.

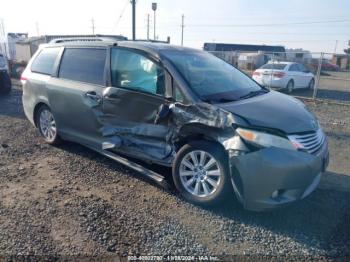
[{"left": 154, "top": 104, "right": 171, "bottom": 124}]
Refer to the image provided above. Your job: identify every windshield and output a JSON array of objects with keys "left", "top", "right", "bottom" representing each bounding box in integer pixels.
[
  {"left": 163, "top": 50, "right": 264, "bottom": 103},
  {"left": 260, "top": 63, "right": 287, "bottom": 70}
]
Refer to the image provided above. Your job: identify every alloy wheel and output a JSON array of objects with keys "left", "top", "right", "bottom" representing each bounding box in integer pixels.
[
  {"left": 39, "top": 109, "right": 57, "bottom": 142},
  {"left": 179, "top": 150, "right": 222, "bottom": 197}
]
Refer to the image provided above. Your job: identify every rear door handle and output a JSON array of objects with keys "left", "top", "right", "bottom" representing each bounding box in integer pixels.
[{"left": 86, "top": 91, "right": 101, "bottom": 102}]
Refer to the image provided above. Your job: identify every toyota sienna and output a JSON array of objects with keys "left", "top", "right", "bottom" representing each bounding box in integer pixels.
[{"left": 21, "top": 40, "right": 329, "bottom": 211}]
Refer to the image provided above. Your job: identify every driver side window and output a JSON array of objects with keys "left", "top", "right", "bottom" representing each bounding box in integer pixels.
[{"left": 110, "top": 48, "right": 165, "bottom": 96}]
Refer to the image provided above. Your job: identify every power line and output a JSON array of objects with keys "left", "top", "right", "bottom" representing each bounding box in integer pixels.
[
  {"left": 186, "top": 19, "right": 350, "bottom": 27},
  {"left": 186, "top": 37, "right": 345, "bottom": 43},
  {"left": 181, "top": 30, "right": 350, "bottom": 36},
  {"left": 111, "top": 0, "right": 129, "bottom": 33}
]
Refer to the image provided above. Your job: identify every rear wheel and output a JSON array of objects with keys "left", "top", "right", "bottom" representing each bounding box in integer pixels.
[
  {"left": 286, "top": 80, "right": 294, "bottom": 93},
  {"left": 173, "top": 140, "right": 232, "bottom": 206},
  {"left": 308, "top": 78, "right": 315, "bottom": 90},
  {"left": 36, "top": 105, "right": 61, "bottom": 145}
]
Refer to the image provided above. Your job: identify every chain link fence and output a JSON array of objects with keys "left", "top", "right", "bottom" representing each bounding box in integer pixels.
[{"left": 208, "top": 50, "right": 350, "bottom": 104}]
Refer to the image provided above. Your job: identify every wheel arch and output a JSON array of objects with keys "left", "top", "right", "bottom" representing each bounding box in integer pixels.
[
  {"left": 33, "top": 102, "right": 50, "bottom": 127},
  {"left": 174, "top": 123, "right": 228, "bottom": 156}
]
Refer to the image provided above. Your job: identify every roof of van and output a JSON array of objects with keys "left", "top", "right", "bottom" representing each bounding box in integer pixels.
[{"left": 43, "top": 40, "right": 202, "bottom": 56}]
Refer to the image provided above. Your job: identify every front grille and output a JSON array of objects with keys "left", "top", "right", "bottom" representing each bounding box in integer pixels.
[{"left": 288, "top": 128, "right": 325, "bottom": 155}]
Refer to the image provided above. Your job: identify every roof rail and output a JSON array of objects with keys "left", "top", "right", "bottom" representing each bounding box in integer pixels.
[{"left": 49, "top": 37, "right": 119, "bottom": 44}]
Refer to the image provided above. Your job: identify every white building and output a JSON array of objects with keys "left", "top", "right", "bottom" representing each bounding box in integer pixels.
[{"left": 285, "top": 48, "right": 312, "bottom": 63}]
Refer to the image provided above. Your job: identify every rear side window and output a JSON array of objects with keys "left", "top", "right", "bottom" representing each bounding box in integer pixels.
[
  {"left": 31, "top": 47, "right": 60, "bottom": 75},
  {"left": 260, "top": 63, "right": 287, "bottom": 70},
  {"left": 289, "top": 64, "right": 299, "bottom": 72},
  {"left": 59, "top": 48, "right": 106, "bottom": 85}
]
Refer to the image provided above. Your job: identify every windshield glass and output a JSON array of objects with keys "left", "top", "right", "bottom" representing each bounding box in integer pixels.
[
  {"left": 163, "top": 50, "right": 264, "bottom": 102},
  {"left": 260, "top": 63, "right": 287, "bottom": 70}
]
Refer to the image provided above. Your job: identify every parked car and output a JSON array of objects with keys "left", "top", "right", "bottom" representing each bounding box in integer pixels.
[
  {"left": 21, "top": 41, "right": 329, "bottom": 211},
  {"left": 311, "top": 60, "right": 339, "bottom": 72},
  {"left": 252, "top": 62, "right": 315, "bottom": 93},
  {"left": 0, "top": 53, "right": 12, "bottom": 95}
]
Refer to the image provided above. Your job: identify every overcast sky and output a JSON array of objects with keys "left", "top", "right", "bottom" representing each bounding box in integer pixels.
[{"left": 1, "top": 0, "right": 349, "bottom": 53}]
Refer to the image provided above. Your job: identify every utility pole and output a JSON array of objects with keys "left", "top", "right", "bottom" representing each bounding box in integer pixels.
[
  {"left": 334, "top": 40, "right": 338, "bottom": 54},
  {"left": 181, "top": 14, "right": 185, "bottom": 46},
  {"left": 131, "top": 0, "right": 136, "bottom": 40},
  {"left": 91, "top": 18, "right": 95, "bottom": 35},
  {"left": 0, "top": 19, "right": 8, "bottom": 58},
  {"left": 35, "top": 22, "right": 40, "bottom": 36},
  {"left": 147, "top": 14, "right": 150, "bottom": 40},
  {"left": 152, "top": 3, "right": 157, "bottom": 40}
]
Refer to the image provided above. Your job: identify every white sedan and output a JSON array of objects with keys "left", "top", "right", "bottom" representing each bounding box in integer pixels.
[{"left": 252, "top": 62, "right": 315, "bottom": 93}]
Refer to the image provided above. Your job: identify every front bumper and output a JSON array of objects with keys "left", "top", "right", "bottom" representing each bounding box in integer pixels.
[{"left": 229, "top": 141, "right": 329, "bottom": 211}]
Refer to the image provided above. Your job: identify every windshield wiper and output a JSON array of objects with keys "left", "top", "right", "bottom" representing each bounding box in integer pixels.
[
  {"left": 239, "top": 89, "right": 269, "bottom": 100},
  {"left": 201, "top": 98, "right": 238, "bottom": 104}
]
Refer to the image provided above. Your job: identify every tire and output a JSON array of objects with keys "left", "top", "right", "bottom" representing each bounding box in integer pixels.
[
  {"left": 172, "top": 140, "right": 232, "bottom": 206},
  {"left": 308, "top": 78, "right": 315, "bottom": 90},
  {"left": 286, "top": 80, "right": 294, "bottom": 94},
  {"left": 0, "top": 71, "right": 12, "bottom": 95},
  {"left": 36, "top": 105, "right": 61, "bottom": 145}
]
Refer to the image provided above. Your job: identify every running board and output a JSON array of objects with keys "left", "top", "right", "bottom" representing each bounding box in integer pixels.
[{"left": 85, "top": 145, "right": 165, "bottom": 183}]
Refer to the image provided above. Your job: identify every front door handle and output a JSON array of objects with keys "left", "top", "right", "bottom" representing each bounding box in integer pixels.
[{"left": 86, "top": 91, "right": 101, "bottom": 103}]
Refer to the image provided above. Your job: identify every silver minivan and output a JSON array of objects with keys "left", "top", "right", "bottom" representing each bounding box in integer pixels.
[{"left": 22, "top": 40, "right": 329, "bottom": 211}]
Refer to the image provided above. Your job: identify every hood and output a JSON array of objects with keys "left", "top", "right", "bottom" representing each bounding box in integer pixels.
[{"left": 217, "top": 91, "right": 317, "bottom": 134}]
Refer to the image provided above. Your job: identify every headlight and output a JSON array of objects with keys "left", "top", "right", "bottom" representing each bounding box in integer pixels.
[{"left": 236, "top": 128, "right": 297, "bottom": 151}]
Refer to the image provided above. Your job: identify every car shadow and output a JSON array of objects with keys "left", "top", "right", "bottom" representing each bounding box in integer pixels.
[
  {"left": 56, "top": 141, "right": 176, "bottom": 192},
  {"left": 56, "top": 141, "right": 350, "bottom": 256},
  {"left": 0, "top": 86, "right": 25, "bottom": 119}
]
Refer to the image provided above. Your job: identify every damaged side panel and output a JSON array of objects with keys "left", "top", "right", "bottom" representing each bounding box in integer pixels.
[{"left": 90, "top": 86, "right": 245, "bottom": 165}]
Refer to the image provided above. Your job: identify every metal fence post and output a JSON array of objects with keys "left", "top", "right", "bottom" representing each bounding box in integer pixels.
[
  {"left": 313, "top": 52, "right": 324, "bottom": 100},
  {"left": 269, "top": 52, "right": 275, "bottom": 90}
]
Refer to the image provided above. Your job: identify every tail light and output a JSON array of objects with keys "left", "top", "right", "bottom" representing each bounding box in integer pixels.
[
  {"left": 252, "top": 71, "right": 260, "bottom": 77},
  {"left": 272, "top": 72, "right": 285, "bottom": 78},
  {"left": 20, "top": 74, "right": 27, "bottom": 85}
]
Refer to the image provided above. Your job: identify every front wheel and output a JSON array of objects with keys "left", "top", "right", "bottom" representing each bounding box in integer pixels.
[
  {"left": 36, "top": 105, "right": 61, "bottom": 145},
  {"left": 172, "top": 140, "right": 232, "bottom": 206},
  {"left": 308, "top": 78, "right": 315, "bottom": 90},
  {"left": 286, "top": 80, "right": 294, "bottom": 94}
]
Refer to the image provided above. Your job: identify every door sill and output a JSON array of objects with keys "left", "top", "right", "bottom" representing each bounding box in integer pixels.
[{"left": 84, "top": 144, "right": 165, "bottom": 183}]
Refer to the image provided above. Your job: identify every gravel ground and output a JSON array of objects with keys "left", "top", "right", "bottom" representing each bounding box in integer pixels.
[{"left": 0, "top": 85, "right": 349, "bottom": 260}]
